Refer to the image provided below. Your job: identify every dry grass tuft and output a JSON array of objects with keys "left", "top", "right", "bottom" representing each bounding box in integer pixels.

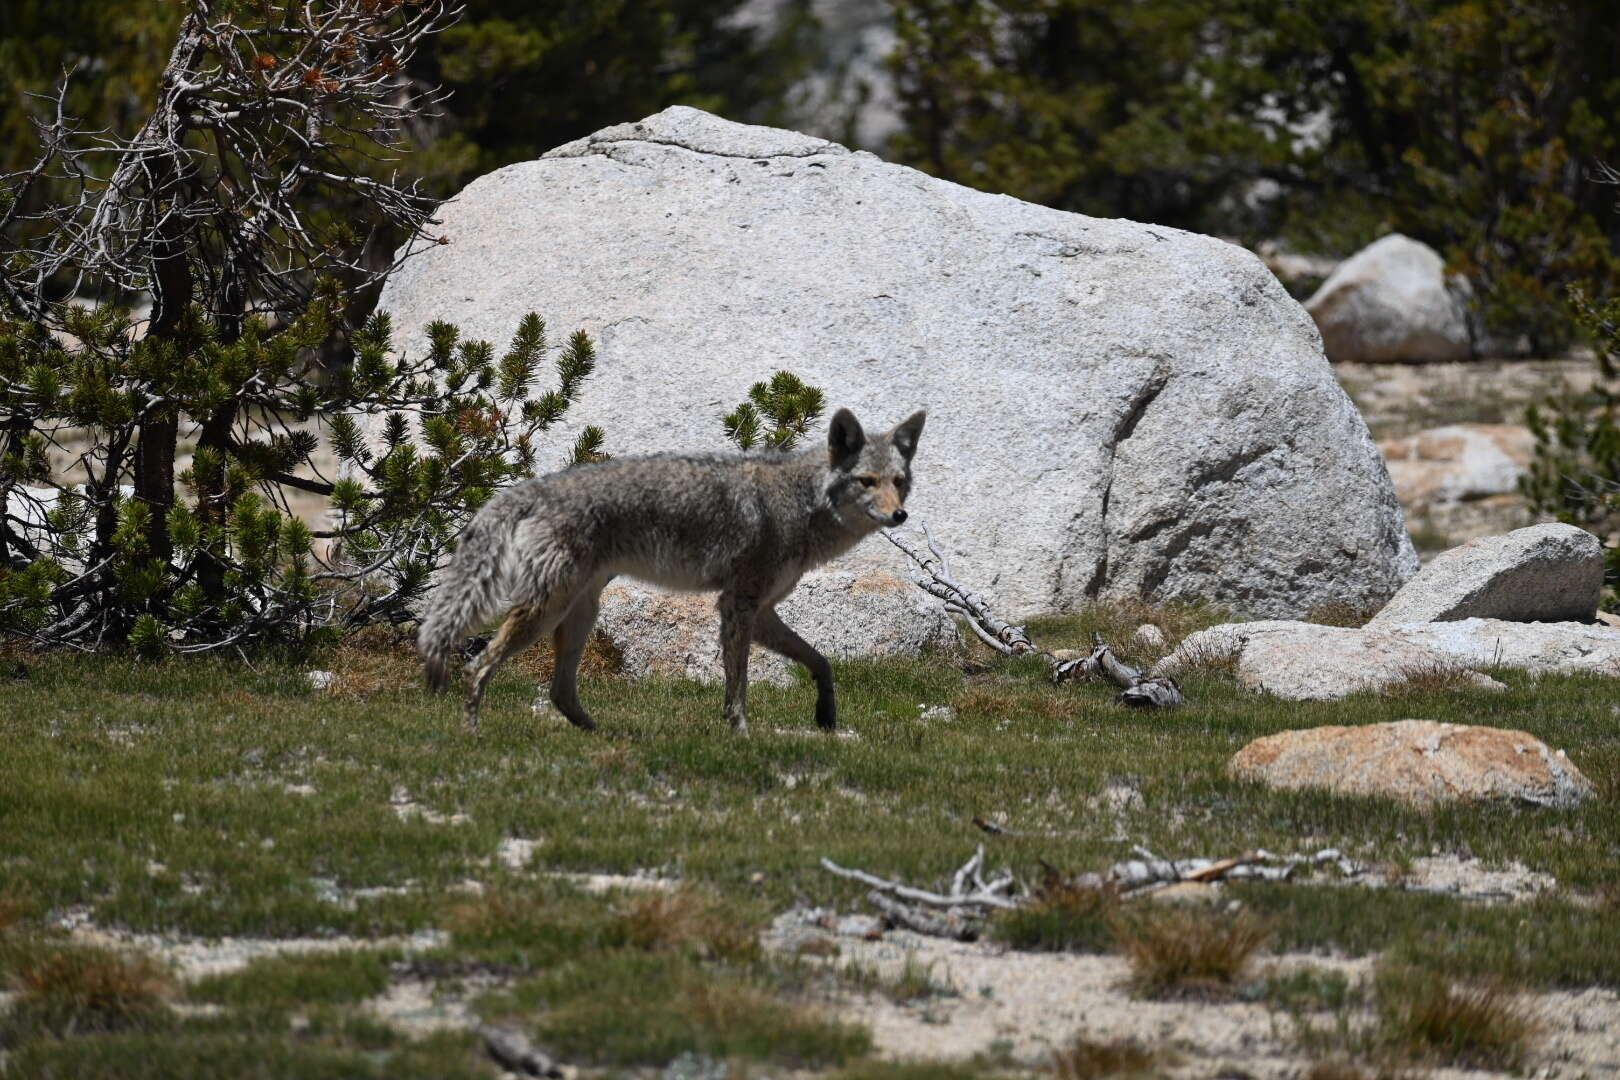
[
  {"left": 794, "top": 936, "right": 840, "bottom": 958},
  {"left": 326, "top": 625, "right": 428, "bottom": 695},
  {"left": 587, "top": 742, "right": 639, "bottom": 773},
  {"left": 951, "top": 683, "right": 1089, "bottom": 724},
  {"left": 1051, "top": 1034, "right": 1166, "bottom": 1080},
  {"left": 0, "top": 889, "right": 33, "bottom": 936},
  {"left": 1375, "top": 966, "right": 1542, "bottom": 1070},
  {"left": 993, "top": 878, "right": 1118, "bottom": 952},
  {"left": 613, "top": 888, "right": 760, "bottom": 963},
  {"left": 1381, "top": 661, "right": 1494, "bottom": 697},
  {"left": 1110, "top": 903, "right": 1270, "bottom": 999},
  {"left": 1161, "top": 637, "right": 1242, "bottom": 682},
  {"left": 1307, "top": 602, "right": 1380, "bottom": 628},
  {"left": 4, "top": 944, "right": 174, "bottom": 1036}
]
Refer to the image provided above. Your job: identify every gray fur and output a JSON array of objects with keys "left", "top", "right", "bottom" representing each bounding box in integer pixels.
[{"left": 418, "top": 408, "right": 926, "bottom": 733}]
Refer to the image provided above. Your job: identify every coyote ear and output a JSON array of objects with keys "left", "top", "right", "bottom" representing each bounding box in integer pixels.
[
  {"left": 891, "top": 410, "right": 926, "bottom": 462},
  {"left": 827, "top": 408, "right": 866, "bottom": 469}
]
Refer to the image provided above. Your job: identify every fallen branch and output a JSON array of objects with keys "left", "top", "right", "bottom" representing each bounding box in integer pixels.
[
  {"left": 866, "top": 891, "right": 981, "bottom": 941},
  {"left": 480, "top": 1026, "right": 565, "bottom": 1079},
  {"left": 885, "top": 525, "right": 1183, "bottom": 708},
  {"left": 820, "top": 846, "right": 1020, "bottom": 910},
  {"left": 1096, "top": 845, "right": 1362, "bottom": 893},
  {"left": 821, "top": 844, "right": 1364, "bottom": 938},
  {"left": 1052, "top": 633, "right": 1185, "bottom": 707},
  {"left": 884, "top": 525, "right": 1036, "bottom": 656}
]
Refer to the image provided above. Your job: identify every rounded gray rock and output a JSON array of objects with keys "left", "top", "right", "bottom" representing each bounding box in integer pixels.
[
  {"left": 1305, "top": 233, "right": 1474, "bottom": 363},
  {"left": 1367, "top": 522, "right": 1603, "bottom": 626},
  {"left": 378, "top": 106, "right": 1416, "bottom": 618}
]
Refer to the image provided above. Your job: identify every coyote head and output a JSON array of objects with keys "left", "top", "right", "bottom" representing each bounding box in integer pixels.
[{"left": 826, "top": 407, "right": 927, "bottom": 530}]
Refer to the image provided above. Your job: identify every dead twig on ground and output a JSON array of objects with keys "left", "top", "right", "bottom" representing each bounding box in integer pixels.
[
  {"left": 822, "top": 844, "right": 1364, "bottom": 939},
  {"left": 884, "top": 525, "right": 1183, "bottom": 708}
]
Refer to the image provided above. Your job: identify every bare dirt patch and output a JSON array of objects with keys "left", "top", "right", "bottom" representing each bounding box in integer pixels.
[{"left": 768, "top": 916, "right": 1620, "bottom": 1077}]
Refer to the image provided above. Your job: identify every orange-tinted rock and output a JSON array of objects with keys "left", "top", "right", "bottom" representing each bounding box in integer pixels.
[{"left": 1229, "top": 720, "right": 1594, "bottom": 807}]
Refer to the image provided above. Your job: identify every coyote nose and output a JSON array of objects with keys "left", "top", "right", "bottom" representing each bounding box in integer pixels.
[{"left": 891, "top": 509, "right": 908, "bottom": 525}]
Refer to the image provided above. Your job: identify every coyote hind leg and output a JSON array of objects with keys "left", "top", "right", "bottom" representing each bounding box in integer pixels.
[
  {"left": 548, "top": 578, "right": 609, "bottom": 732},
  {"left": 753, "top": 606, "right": 837, "bottom": 731},
  {"left": 463, "top": 603, "right": 554, "bottom": 734},
  {"left": 717, "top": 591, "right": 758, "bottom": 733}
]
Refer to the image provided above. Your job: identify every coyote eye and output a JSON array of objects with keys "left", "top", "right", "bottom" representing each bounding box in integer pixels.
[{"left": 857, "top": 476, "right": 877, "bottom": 488}]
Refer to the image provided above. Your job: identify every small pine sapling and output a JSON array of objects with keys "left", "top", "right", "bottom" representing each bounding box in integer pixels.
[{"left": 722, "top": 371, "right": 827, "bottom": 451}]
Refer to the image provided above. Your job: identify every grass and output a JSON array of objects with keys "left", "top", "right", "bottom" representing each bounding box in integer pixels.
[
  {"left": 2, "top": 603, "right": 1619, "bottom": 1073},
  {"left": 187, "top": 950, "right": 393, "bottom": 1011},
  {"left": 1, "top": 942, "right": 174, "bottom": 1039},
  {"left": 1050, "top": 1034, "right": 1168, "bottom": 1080},
  {"left": 480, "top": 951, "right": 870, "bottom": 1068},
  {"left": 1372, "top": 965, "right": 1542, "bottom": 1070},
  {"left": 1379, "top": 660, "right": 1494, "bottom": 696},
  {"left": 611, "top": 885, "right": 762, "bottom": 962},
  {"left": 1290, "top": 964, "right": 1544, "bottom": 1073},
  {"left": 1406, "top": 522, "right": 1457, "bottom": 554},
  {"left": 1259, "top": 965, "right": 1359, "bottom": 1013},
  {"left": 1110, "top": 903, "right": 1272, "bottom": 999},
  {"left": 841, "top": 953, "right": 956, "bottom": 1004},
  {"left": 990, "top": 882, "right": 1117, "bottom": 952}
]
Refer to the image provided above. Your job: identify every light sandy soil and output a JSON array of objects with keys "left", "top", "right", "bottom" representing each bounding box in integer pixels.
[
  {"left": 769, "top": 916, "right": 1620, "bottom": 1079},
  {"left": 1336, "top": 358, "right": 1596, "bottom": 443},
  {"left": 30, "top": 828, "right": 1620, "bottom": 1078}
]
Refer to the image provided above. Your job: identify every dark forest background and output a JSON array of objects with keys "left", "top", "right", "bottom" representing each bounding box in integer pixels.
[{"left": 6, "top": 0, "right": 1619, "bottom": 347}]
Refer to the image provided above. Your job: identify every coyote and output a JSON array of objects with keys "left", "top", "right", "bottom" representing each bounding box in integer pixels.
[{"left": 418, "top": 407, "right": 926, "bottom": 734}]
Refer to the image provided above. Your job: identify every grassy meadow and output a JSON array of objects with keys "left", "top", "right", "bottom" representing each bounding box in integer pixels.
[{"left": 1, "top": 606, "right": 1617, "bottom": 1077}]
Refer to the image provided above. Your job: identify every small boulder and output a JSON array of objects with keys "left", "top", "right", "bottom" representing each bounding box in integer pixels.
[
  {"left": 1367, "top": 522, "right": 1603, "bottom": 627},
  {"left": 1156, "top": 620, "right": 1504, "bottom": 701},
  {"left": 1230, "top": 719, "right": 1595, "bottom": 807},
  {"left": 1388, "top": 618, "right": 1620, "bottom": 674},
  {"left": 1305, "top": 234, "right": 1473, "bottom": 363},
  {"left": 1159, "top": 615, "right": 1620, "bottom": 699},
  {"left": 1131, "top": 623, "right": 1168, "bottom": 650},
  {"left": 1378, "top": 423, "right": 1534, "bottom": 511},
  {"left": 594, "top": 569, "right": 957, "bottom": 684}
]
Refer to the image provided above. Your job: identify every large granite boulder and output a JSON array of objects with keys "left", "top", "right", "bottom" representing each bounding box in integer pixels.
[
  {"left": 1305, "top": 234, "right": 1474, "bottom": 363},
  {"left": 1367, "top": 523, "right": 1603, "bottom": 627},
  {"left": 378, "top": 106, "right": 1416, "bottom": 619},
  {"left": 1230, "top": 720, "right": 1595, "bottom": 808}
]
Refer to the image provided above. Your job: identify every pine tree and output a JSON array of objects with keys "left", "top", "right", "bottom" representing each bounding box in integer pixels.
[
  {"left": 722, "top": 371, "right": 826, "bottom": 451},
  {"left": 0, "top": 1, "right": 602, "bottom": 653},
  {"left": 887, "top": 0, "right": 1620, "bottom": 349},
  {"left": 1522, "top": 209, "right": 1620, "bottom": 602}
]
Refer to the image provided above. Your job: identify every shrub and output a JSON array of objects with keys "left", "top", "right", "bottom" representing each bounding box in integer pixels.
[{"left": 1109, "top": 902, "right": 1270, "bottom": 999}]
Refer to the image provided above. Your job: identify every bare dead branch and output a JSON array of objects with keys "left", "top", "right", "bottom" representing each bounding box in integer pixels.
[{"left": 886, "top": 524, "right": 1185, "bottom": 707}]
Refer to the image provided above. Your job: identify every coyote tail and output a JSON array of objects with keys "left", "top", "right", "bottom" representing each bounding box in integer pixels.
[{"left": 418, "top": 493, "right": 530, "bottom": 692}]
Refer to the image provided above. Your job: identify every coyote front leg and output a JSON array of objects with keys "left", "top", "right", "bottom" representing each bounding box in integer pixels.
[
  {"left": 717, "top": 591, "right": 758, "bottom": 733},
  {"left": 753, "top": 606, "right": 836, "bottom": 731}
]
